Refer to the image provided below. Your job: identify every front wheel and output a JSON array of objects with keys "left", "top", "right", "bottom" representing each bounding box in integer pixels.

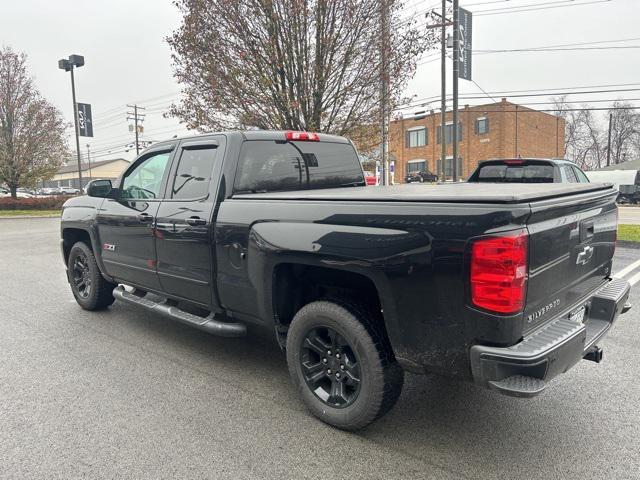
[
  {"left": 68, "top": 241, "right": 116, "bottom": 310},
  {"left": 286, "top": 300, "right": 404, "bottom": 430}
]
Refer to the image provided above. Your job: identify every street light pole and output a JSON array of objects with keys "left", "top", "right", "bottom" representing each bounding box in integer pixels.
[
  {"left": 69, "top": 67, "right": 83, "bottom": 189},
  {"left": 58, "top": 54, "right": 85, "bottom": 189}
]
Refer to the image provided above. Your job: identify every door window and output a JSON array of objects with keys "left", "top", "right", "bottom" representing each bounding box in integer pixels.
[
  {"left": 121, "top": 151, "right": 172, "bottom": 199},
  {"left": 171, "top": 146, "right": 218, "bottom": 199}
]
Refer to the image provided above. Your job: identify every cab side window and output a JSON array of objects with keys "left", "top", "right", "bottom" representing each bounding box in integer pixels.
[
  {"left": 121, "top": 151, "right": 172, "bottom": 199},
  {"left": 573, "top": 166, "right": 590, "bottom": 183},
  {"left": 170, "top": 146, "right": 218, "bottom": 200},
  {"left": 562, "top": 165, "right": 578, "bottom": 183}
]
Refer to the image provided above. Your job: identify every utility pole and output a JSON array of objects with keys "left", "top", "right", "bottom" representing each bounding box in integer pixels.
[
  {"left": 428, "top": 4, "right": 452, "bottom": 182},
  {"left": 440, "top": 1, "right": 447, "bottom": 182},
  {"left": 452, "top": 0, "right": 459, "bottom": 182},
  {"left": 606, "top": 112, "right": 613, "bottom": 166},
  {"left": 127, "top": 104, "right": 146, "bottom": 155},
  {"left": 379, "top": 0, "right": 389, "bottom": 186},
  {"left": 86, "top": 144, "right": 93, "bottom": 181},
  {"left": 515, "top": 105, "right": 519, "bottom": 157}
]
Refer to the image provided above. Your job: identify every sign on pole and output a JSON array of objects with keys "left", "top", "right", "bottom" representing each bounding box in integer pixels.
[
  {"left": 458, "top": 8, "right": 472, "bottom": 81},
  {"left": 77, "top": 102, "right": 94, "bottom": 137}
]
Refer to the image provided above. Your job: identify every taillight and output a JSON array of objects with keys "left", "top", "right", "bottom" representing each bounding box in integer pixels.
[
  {"left": 285, "top": 131, "right": 320, "bottom": 141},
  {"left": 470, "top": 231, "right": 528, "bottom": 314}
]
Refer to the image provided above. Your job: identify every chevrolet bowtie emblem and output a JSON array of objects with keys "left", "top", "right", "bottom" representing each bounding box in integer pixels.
[{"left": 576, "top": 245, "right": 594, "bottom": 265}]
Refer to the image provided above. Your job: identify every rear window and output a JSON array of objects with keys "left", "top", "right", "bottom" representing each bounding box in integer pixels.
[
  {"left": 475, "top": 164, "right": 555, "bottom": 183},
  {"left": 234, "top": 140, "right": 364, "bottom": 193}
]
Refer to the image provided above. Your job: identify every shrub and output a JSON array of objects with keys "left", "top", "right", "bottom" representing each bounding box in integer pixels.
[{"left": 0, "top": 195, "right": 70, "bottom": 211}]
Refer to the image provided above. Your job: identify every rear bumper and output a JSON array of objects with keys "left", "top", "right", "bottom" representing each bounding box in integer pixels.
[{"left": 470, "top": 277, "right": 631, "bottom": 397}]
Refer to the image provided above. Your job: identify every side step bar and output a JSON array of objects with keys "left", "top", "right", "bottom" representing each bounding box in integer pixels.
[{"left": 113, "top": 285, "right": 246, "bottom": 338}]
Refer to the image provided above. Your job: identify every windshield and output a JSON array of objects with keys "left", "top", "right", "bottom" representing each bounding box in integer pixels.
[
  {"left": 473, "top": 164, "right": 555, "bottom": 183},
  {"left": 234, "top": 140, "right": 364, "bottom": 194}
]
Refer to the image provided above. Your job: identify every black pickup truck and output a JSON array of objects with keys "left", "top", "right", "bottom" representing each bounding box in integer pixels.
[{"left": 61, "top": 130, "right": 631, "bottom": 430}]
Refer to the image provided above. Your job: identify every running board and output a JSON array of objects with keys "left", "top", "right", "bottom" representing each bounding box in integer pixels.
[{"left": 113, "top": 285, "right": 246, "bottom": 338}]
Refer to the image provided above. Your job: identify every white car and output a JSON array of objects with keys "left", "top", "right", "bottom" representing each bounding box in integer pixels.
[
  {"left": 1, "top": 187, "right": 35, "bottom": 198},
  {"left": 58, "top": 187, "right": 81, "bottom": 195}
]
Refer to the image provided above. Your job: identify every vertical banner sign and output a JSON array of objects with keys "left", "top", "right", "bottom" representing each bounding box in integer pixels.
[
  {"left": 458, "top": 8, "right": 473, "bottom": 81},
  {"left": 77, "top": 103, "right": 94, "bottom": 137}
]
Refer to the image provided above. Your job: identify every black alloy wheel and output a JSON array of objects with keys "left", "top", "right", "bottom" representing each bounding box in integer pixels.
[
  {"left": 67, "top": 241, "right": 116, "bottom": 310},
  {"left": 286, "top": 300, "right": 404, "bottom": 430},
  {"left": 300, "top": 326, "right": 361, "bottom": 408},
  {"left": 72, "top": 252, "right": 92, "bottom": 299}
]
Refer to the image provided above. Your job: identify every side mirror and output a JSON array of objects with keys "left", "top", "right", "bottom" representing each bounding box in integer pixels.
[{"left": 87, "top": 179, "right": 113, "bottom": 198}]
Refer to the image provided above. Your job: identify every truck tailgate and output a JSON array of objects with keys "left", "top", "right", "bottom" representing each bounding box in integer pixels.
[{"left": 524, "top": 187, "right": 618, "bottom": 333}]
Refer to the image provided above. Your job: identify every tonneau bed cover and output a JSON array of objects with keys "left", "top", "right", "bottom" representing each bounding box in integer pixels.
[{"left": 234, "top": 182, "right": 615, "bottom": 204}]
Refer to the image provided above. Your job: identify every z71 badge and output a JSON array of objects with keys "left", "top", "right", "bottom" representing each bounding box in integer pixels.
[{"left": 102, "top": 243, "right": 116, "bottom": 252}]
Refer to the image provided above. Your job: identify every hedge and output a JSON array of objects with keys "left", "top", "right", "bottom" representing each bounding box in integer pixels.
[{"left": 0, "top": 195, "right": 70, "bottom": 211}]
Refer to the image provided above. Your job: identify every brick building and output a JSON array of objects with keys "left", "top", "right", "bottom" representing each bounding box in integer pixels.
[{"left": 389, "top": 98, "right": 565, "bottom": 182}]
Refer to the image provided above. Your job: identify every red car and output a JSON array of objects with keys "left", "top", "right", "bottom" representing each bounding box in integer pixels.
[{"left": 364, "top": 172, "right": 377, "bottom": 186}]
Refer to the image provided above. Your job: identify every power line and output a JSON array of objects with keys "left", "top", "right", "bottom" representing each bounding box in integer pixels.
[
  {"left": 395, "top": 86, "right": 640, "bottom": 110},
  {"left": 474, "top": 0, "right": 611, "bottom": 16},
  {"left": 473, "top": 0, "right": 581, "bottom": 14},
  {"left": 475, "top": 45, "right": 640, "bottom": 53}
]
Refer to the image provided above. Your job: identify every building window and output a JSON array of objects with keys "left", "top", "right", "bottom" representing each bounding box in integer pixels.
[
  {"left": 407, "top": 160, "right": 426, "bottom": 173},
  {"left": 405, "top": 127, "right": 427, "bottom": 148},
  {"left": 437, "top": 123, "right": 462, "bottom": 144},
  {"left": 475, "top": 117, "right": 489, "bottom": 135}
]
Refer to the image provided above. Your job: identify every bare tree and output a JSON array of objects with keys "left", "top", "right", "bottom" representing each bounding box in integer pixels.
[
  {"left": 553, "top": 96, "right": 605, "bottom": 170},
  {"left": 0, "top": 47, "right": 68, "bottom": 198},
  {"left": 167, "top": 0, "right": 435, "bottom": 135},
  {"left": 608, "top": 102, "right": 639, "bottom": 165}
]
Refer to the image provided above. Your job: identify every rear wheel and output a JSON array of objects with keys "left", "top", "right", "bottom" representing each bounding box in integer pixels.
[
  {"left": 68, "top": 242, "right": 116, "bottom": 310},
  {"left": 286, "top": 300, "right": 404, "bottom": 430}
]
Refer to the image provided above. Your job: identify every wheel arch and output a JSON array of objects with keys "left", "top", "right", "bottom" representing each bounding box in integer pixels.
[{"left": 61, "top": 225, "right": 114, "bottom": 283}]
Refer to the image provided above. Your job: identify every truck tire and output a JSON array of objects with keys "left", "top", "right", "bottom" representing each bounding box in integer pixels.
[
  {"left": 286, "top": 300, "right": 404, "bottom": 430},
  {"left": 68, "top": 241, "right": 116, "bottom": 311}
]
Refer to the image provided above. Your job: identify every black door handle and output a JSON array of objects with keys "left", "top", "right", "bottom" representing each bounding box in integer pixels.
[
  {"left": 186, "top": 216, "right": 207, "bottom": 226},
  {"left": 137, "top": 213, "right": 154, "bottom": 223}
]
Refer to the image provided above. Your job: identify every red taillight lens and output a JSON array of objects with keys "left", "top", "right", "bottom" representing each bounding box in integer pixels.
[
  {"left": 470, "top": 232, "right": 528, "bottom": 314},
  {"left": 285, "top": 131, "right": 320, "bottom": 141}
]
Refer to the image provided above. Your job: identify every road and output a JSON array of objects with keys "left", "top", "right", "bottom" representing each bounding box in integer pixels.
[
  {"left": 1, "top": 218, "right": 639, "bottom": 480},
  {"left": 619, "top": 206, "right": 640, "bottom": 225}
]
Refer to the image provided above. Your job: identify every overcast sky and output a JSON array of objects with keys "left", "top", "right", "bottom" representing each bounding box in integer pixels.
[{"left": 1, "top": 0, "right": 638, "bottom": 163}]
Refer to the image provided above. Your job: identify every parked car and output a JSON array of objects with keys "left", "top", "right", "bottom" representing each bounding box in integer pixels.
[
  {"left": 58, "top": 186, "right": 81, "bottom": 195},
  {"left": 60, "top": 130, "right": 631, "bottom": 430},
  {"left": 0, "top": 186, "right": 34, "bottom": 198},
  {"left": 364, "top": 171, "right": 377, "bottom": 186},
  {"left": 585, "top": 169, "right": 640, "bottom": 204},
  {"left": 405, "top": 170, "right": 438, "bottom": 183},
  {"left": 467, "top": 158, "right": 590, "bottom": 183}
]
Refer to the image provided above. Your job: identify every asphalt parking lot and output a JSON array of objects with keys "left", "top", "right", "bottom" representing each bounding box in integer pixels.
[{"left": 1, "top": 218, "right": 639, "bottom": 479}]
